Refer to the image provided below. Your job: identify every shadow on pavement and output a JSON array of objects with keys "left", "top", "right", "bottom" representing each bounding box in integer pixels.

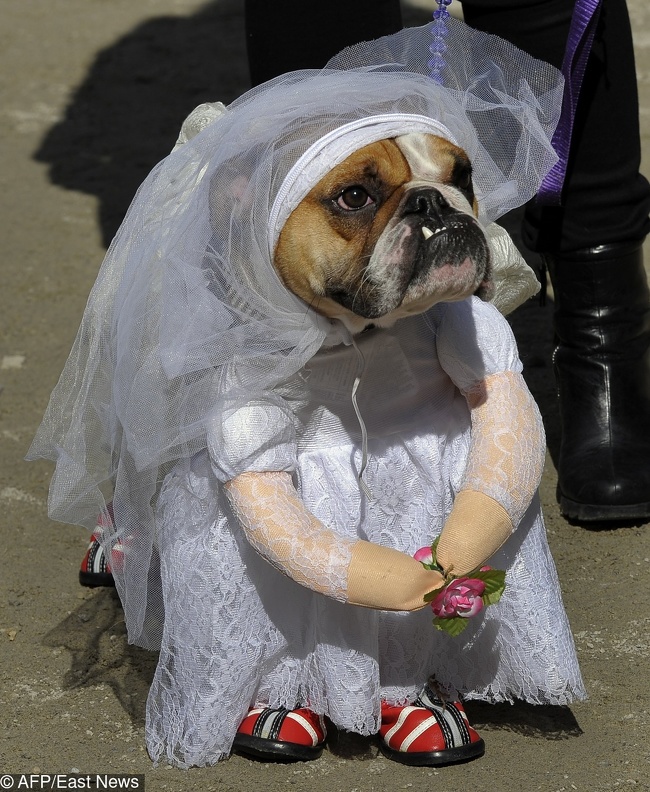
[
  {"left": 34, "top": 0, "right": 250, "bottom": 247},
  {"left": 42, "top": 589, "right": 157, "bottom": 728},
  {"left": 33, "top": 1, "right": 433, "bottom": 248}
]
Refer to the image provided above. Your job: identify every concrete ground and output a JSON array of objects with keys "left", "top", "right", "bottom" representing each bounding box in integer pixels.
[{"left": 1, "top": 2, "right": 649, "bottom": 790}]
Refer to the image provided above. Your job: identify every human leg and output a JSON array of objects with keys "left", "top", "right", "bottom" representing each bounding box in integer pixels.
[
  {"left": 464, "top": 0, "right": 650, "bottom": 521},
  {"left": 244, "top": 0, "right": 403, "bottom": 86}
]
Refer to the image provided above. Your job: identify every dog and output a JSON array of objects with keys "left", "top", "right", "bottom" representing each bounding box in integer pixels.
[
  {"left": 220, "top": 127, "right": 533, "bottom": 762},
  {"left": 34, "top": 23, "right": 584, "bottom": 763},
  {"left": 274, "top": 133, "right": 492, "bottom": 333}
]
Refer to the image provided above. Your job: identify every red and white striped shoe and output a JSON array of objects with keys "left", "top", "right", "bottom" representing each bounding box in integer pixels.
[
  {"left": 79, "top": 530, "right": 115, "bottom": 588},
  {"left": 379, "top": 687, "right": 485, "bottom": 766},
  {"left": 79, "top": 505, "right": 122, "bottom": 588},
  {"left": 233, "top": 706, "right": 327, "bottom": 762}
]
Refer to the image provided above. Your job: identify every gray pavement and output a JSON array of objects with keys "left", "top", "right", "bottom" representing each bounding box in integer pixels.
[{"left": 1, "top": 2, "right": 649, "bottom": 790}]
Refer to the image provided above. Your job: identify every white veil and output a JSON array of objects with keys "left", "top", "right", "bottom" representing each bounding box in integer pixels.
[{"left": 28, "top": 18, "right": 563, "bottom": 647}]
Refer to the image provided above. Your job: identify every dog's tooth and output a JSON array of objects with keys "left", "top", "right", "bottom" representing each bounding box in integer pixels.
[{"left": 421, "top": 226, "right": 434, "bottom": 240}]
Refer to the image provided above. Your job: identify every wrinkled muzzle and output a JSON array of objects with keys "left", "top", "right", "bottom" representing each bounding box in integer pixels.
[{"left": 336, "top": 186, "right": 492, "bottom": 319}]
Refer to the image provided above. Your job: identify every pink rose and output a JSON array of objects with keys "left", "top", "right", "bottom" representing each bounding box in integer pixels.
[
  {"left": 431, "top": 577, "right": 486, "bottom": 620},
  {"left": 414, "top": 546, "right": 435, "bottom": 567}
]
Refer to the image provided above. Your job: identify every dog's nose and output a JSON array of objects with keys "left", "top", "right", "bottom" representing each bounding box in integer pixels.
[{"left": 403, "top": 187, "right": 450, "bottom": 218}]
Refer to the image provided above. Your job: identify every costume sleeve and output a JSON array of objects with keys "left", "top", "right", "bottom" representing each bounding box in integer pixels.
[
  {"left": 207, "top": 394, "right": 298, "bottom": 482},
  {"left": 434, "top": 299, "right": 546, "bottom": 575},
  {"left": 225, "top": 471, "right": 444, "bottom": 610},
  {"left": 211, "top": 393, "right": 443, "bottom": 609}
]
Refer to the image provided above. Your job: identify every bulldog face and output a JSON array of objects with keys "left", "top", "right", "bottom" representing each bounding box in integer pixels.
[{"left": 274, "top": 133, "right": 491, "bottom": 332}]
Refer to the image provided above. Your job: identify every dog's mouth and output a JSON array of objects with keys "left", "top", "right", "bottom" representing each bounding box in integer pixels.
[
  {"left": 420, "top": 217, "right": 470, "bottom": 242},
  {"left": 421, "top": 224, "right": 445, "bottom": 241},
  {"left": 407, "top": 212, "right": 489, "bottom": 287},
  {"left": 325, "top": 189, "right": 491, "bottom": 320}
]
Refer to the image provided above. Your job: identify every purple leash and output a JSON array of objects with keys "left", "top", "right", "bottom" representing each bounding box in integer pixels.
[
  {"left": 430, "top": 0, "right": 603, "bottom": 206},
  {"left": 537, "top": 0, "right": 603, "bottom": 205}
]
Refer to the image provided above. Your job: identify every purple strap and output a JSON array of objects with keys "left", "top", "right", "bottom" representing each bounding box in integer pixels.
[{"left": 537, "top": 0, "right": 603, "bottom": 205}]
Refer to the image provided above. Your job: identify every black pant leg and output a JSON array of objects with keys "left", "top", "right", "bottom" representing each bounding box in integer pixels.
[
  {"left": 463, "top": 0, "right": 650, "bottom": 252},
  {"left": 244, "top": 0, "right": 403, "bottom": 86}
]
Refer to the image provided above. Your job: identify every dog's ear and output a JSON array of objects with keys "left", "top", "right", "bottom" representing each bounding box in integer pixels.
[
  {"left": 209, "top": 169, "right": 252, "bottom": 227},
  {"left": 230, "top": 175, "right": 250, "bottom": 203}
]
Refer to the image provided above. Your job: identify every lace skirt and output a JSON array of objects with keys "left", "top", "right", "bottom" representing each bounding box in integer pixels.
[{"left": 144, "top": 434, "right": 585, "bottom": 767}]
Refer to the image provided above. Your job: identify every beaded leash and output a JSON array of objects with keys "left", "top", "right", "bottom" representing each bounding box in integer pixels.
[{"left": 428, "top": 0, "right": 453, "bottom": 85}]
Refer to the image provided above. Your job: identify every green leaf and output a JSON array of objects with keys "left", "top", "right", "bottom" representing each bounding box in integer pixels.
[
  {"left": 479, "top": 571, "right": 507, "bottom": 606},
  {"left": 423, "top": 584, "right": 445, "bottom": 603},
  {"left": 457, "top": 569, "right": 506, "bottom": 607},
  {"left": 433, "top": 615, "right": 470, "bottom": 636}
]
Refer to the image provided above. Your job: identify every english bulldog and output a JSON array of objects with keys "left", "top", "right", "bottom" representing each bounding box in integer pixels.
[
  {"left": 274, "top": 132, "right": 492, "bottom": 333},
  {"left": 222, "top": 127, "right": 542, "bottom": 761}
]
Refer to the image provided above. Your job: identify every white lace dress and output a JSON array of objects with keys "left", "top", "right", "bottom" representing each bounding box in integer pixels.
[{"left": 146, "top": 296, "right": 585, "bottom": 767}]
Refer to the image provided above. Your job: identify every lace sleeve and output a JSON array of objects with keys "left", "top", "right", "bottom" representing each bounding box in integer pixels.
[
  {"left": 225, "top": 471, "right": 444, "bottom": 610},
  {"left": 436, "top": 370, "right": 546, "bottom": 576},
  {"left": 462, "top": 369, "right": 545, "bottom": 525},
  {"left": 224, "top": 471, "right": 354, "bottom": 601}
]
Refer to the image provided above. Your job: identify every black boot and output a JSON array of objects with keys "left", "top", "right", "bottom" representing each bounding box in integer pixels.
[{"left": 546, "top": 242, "right": 650, "bottom": 523}]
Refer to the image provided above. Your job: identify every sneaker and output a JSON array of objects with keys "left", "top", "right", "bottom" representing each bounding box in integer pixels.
[
  {"left": 379, "top": 686, "right": 485, "bottom": 766},
  {"left": 79, "top": 505, "right": 117, "bottom": 588},
  {"left": 233, "top": 706, "right": 327, "bottom": 762}
]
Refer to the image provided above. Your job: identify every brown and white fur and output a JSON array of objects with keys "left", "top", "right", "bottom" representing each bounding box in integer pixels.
[{"left": 274, "top": 133, "right": 492, "bottom": 334}]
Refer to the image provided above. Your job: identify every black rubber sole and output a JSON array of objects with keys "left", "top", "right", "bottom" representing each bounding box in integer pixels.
[
  {"left": 79, "top": 570, "right": 115, "bottom": 588},
  {"left": 558, "top": 488, "right": 650, "bottom": 523},
  {"left": 232, "top": 733, "right": 324, "bottom": 763},
  {"left": 378, "top": 737, "right": 485, "bottom": 767}
]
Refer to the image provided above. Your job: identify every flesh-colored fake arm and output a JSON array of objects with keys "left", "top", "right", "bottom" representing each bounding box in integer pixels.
[
  {"left": 225, "top": 471, "right": 443, "bottom": 610},
  {"left": 436, "top": 370, "right": 545, "bottom": 576}
]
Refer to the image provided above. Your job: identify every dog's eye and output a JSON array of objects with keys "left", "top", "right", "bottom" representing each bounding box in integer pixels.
[
  {"left": 454, "top": 163, "right": 473, "bottom": 195},
  {"left": 336, "top": 186, "right": 374, "bottom": 211},
  {"left": 458, "top": 172, "right": 471, "bottom": 190}
]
